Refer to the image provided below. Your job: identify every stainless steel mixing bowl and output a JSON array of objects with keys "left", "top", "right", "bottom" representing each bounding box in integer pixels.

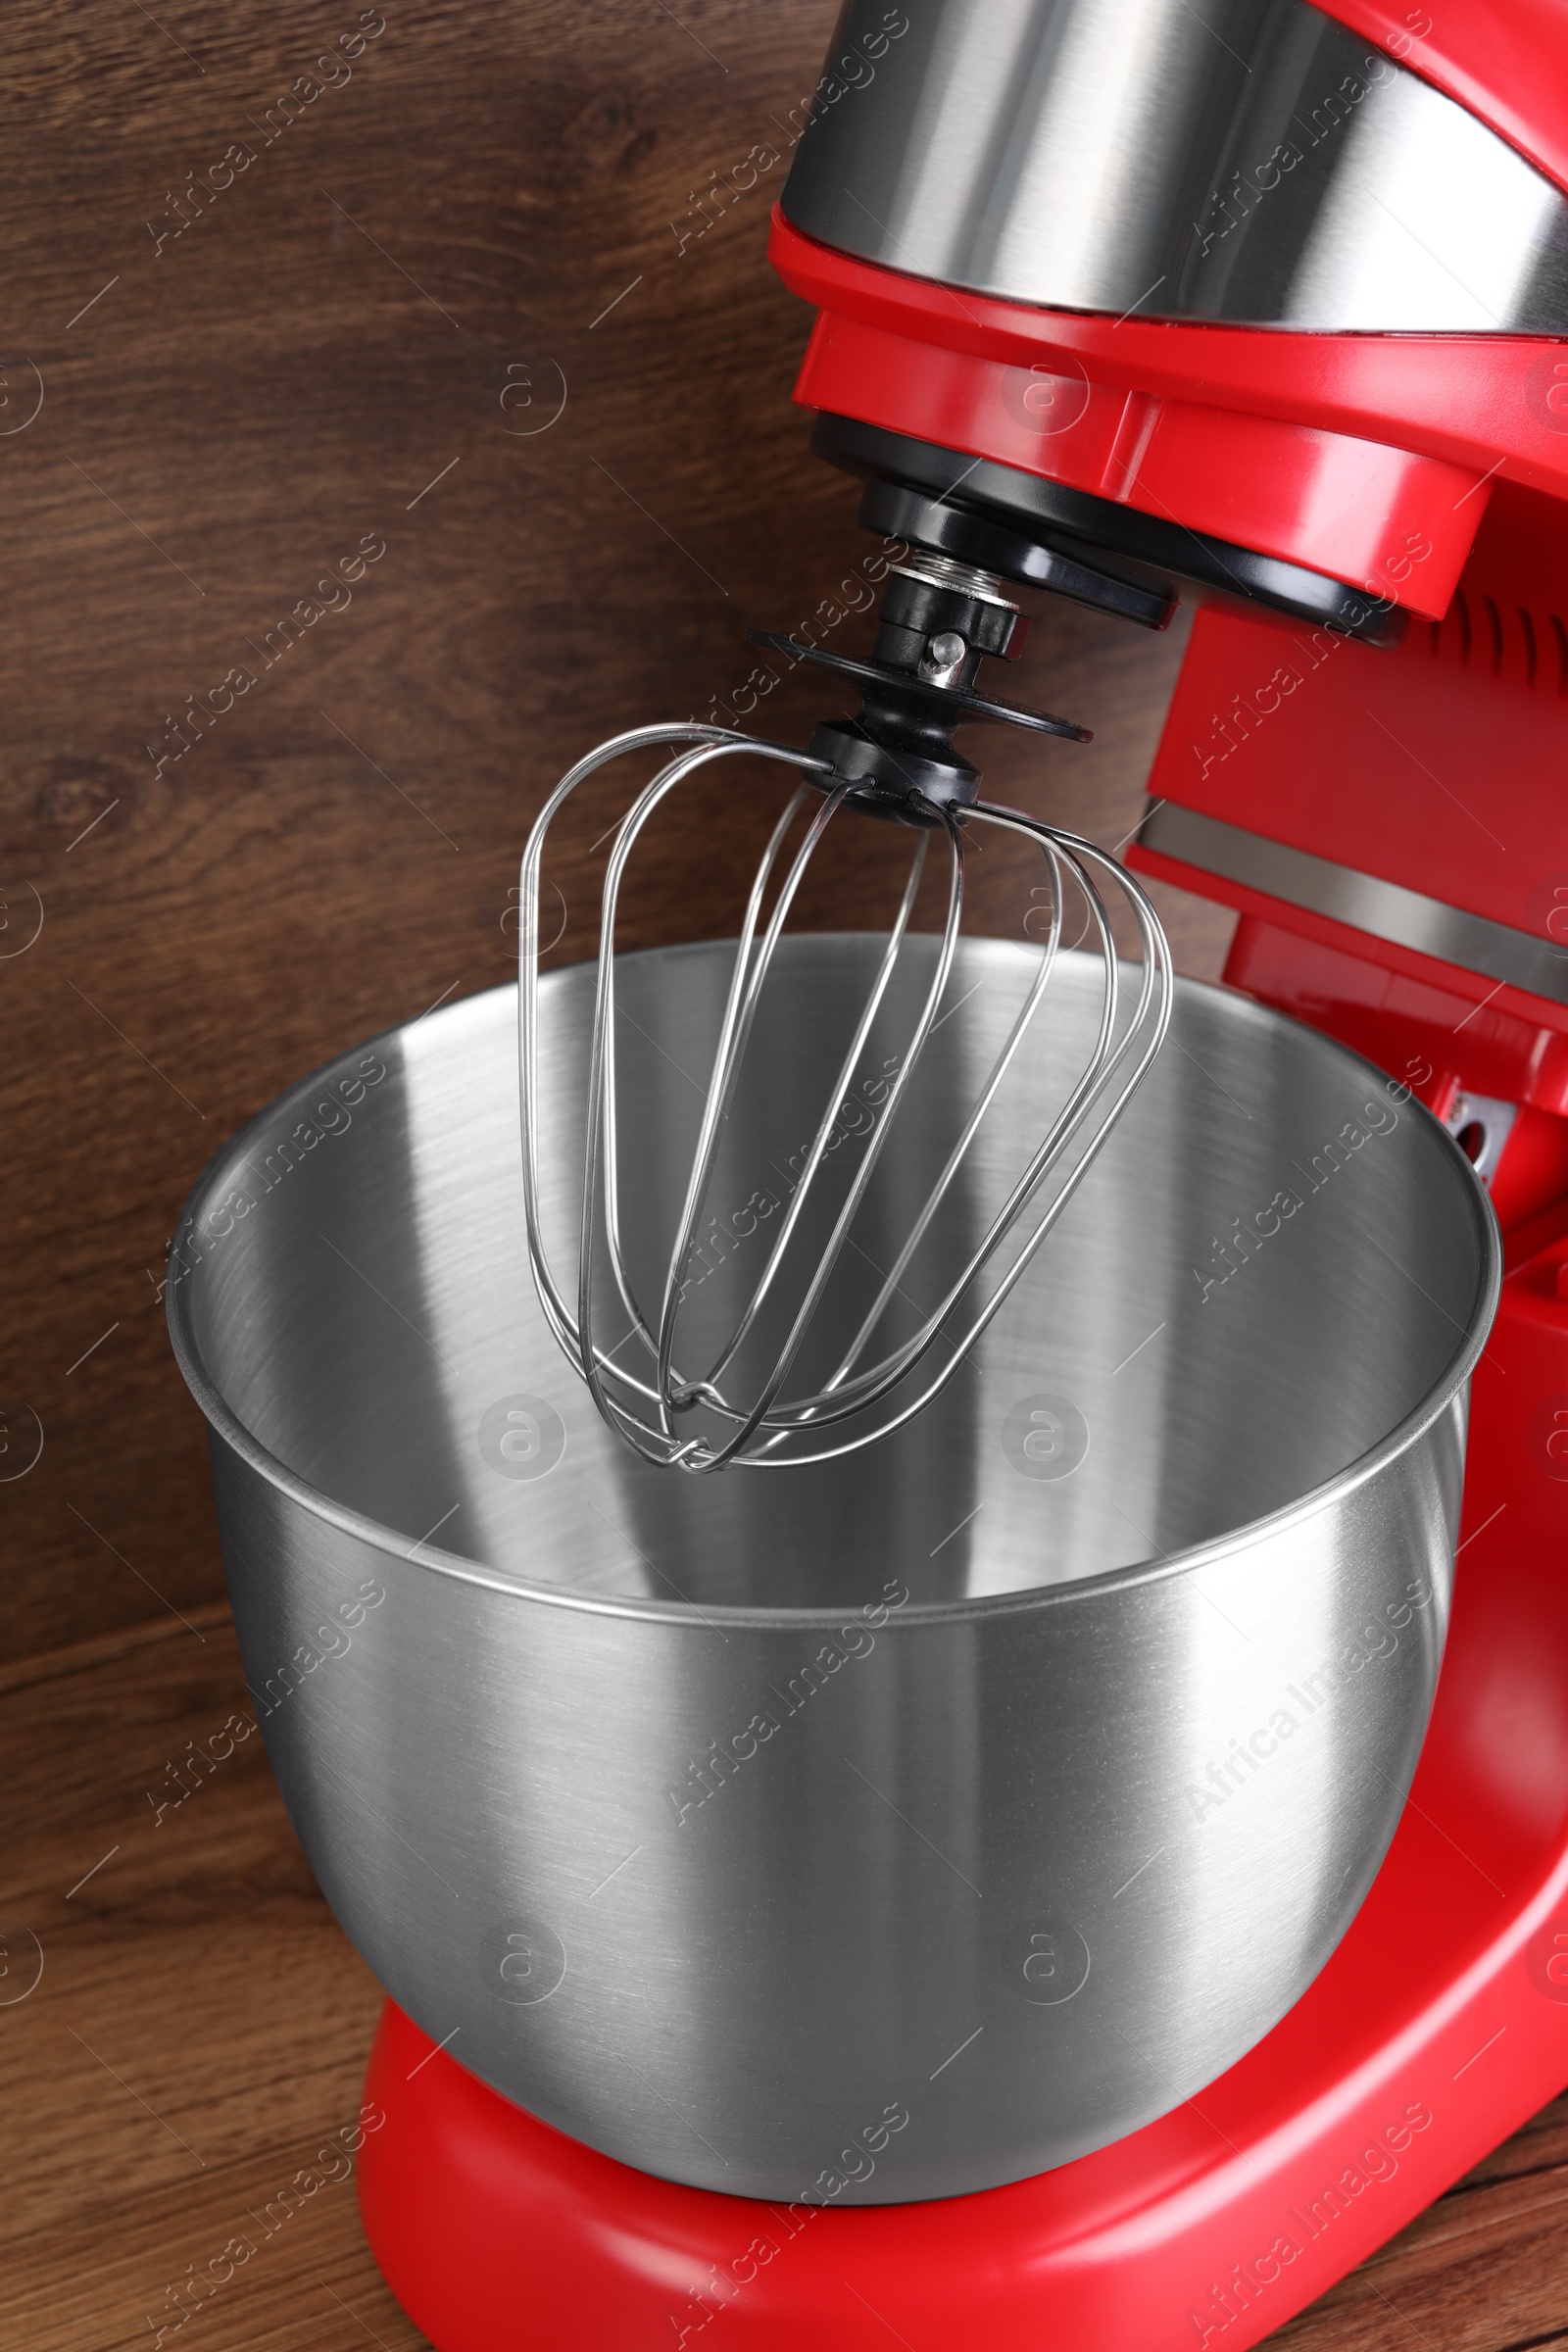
[{"left": 168, "top": 938, "right": 1499, "bottom": 2202}]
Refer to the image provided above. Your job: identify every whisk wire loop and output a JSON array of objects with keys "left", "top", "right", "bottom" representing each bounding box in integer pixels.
[
  {"left": 689, "top": 811, "right": 966, "bottom": 1472},
  {"left": 518, "top": 727, "right": 1173, "bottom": 1472},
  {"left": 654, "top": 780, "right": 853, "bottom": 1429}
]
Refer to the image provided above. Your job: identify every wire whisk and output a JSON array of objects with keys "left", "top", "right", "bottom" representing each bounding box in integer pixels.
[{"left": 518, "top": 715, "right": 1173, "bottom": 1473}]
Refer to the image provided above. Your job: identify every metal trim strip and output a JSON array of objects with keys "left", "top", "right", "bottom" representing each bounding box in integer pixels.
[{"left": 1138, "top": 801, "right": 1568, "bottom": 1007}]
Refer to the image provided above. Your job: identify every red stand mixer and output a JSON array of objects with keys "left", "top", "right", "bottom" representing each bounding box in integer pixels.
[{"left": 345, "top": 1, "right": 1568, "bottom": 2338}]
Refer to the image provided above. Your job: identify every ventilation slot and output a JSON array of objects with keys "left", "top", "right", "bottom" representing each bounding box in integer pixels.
[{"left": 1453, "top": 589, "right": 1472, "bottom": 666}]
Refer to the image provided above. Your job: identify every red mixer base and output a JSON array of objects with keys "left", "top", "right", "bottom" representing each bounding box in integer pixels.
[
  {"left": 360, "top": 1493, "right": 1568, "bottom": 2350},
  {"left": 360, "top": 1305, "right": 1568, "bottom": 2350}
]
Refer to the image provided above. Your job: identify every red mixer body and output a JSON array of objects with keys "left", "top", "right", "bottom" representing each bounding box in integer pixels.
[{"left": 361, "top": 5, "right": 1568, "bottom": 2342}]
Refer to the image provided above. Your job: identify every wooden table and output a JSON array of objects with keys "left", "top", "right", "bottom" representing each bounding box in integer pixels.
[{"left": 2, "top": 3, "right": 1562, "bottom": 2343}]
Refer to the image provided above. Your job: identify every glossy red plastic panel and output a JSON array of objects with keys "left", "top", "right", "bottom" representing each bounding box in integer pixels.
[
  {"left": 1214, "top": 922, "right": 1568, "bottom": 1135},
  {"left": 1130, "top": 478, "right": 1568, "bottom": 1031},
  {"left": 359, "top": 1297, "right": 1568, "bottom": 2352},
  {"left": 770, "top": 214, "right": 1568, "bottom": 617},
  {"left": 790, "top": 309, "right": 1479, "bottom": 618}
]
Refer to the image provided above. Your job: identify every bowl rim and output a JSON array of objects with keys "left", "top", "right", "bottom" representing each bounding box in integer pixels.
[{"left": 166, "top": 941, "right": 1502, "bottom": 1629}]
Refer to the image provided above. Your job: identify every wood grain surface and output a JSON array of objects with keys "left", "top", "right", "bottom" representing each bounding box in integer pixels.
[{"left": 1, "top": 3, "right": 1557, "bottom": 2346}]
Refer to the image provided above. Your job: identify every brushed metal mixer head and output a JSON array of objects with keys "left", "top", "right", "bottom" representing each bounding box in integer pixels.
[{"left": 517, "top": 555, "right": 1173, "bottom": 1472}]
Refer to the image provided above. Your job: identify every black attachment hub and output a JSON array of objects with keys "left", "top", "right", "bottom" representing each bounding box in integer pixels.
[
  {"left": 864, "top": 480, "right": 1175, "bottom": 633},
  {"left": 814, "top": 414, "right": 1408, "bottom": 650},
  {"left": 748, "top": 559, "right": 1091, "bottom": 826}
]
